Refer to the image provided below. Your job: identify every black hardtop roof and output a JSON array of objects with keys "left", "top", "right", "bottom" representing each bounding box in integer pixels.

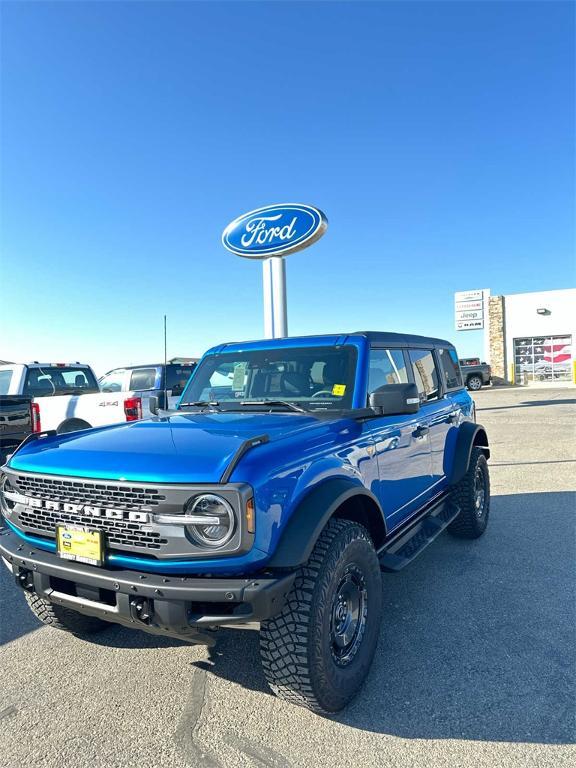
[
  {"left": 115, "top": 362, "right": 197, "bottom": 371},
  {"left": 214, "top": 332, "right": 456, "bottom": 352},
  {"left": 353, "top": 331, "right": 455, "bottom": 349}
]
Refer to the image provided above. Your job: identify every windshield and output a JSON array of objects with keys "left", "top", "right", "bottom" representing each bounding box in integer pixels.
[
  {"left": 23, "top": 366, "right": 99, "bottom": 397},
  {"left": 180, "top": 346, "right": 358, "bottom": 411}
]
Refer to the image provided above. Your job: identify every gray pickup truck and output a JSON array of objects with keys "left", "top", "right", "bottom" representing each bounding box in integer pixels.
[
  {"left": 459, "top": 358, "right": 492, "bottom": 391},
  {"left": 0, "top": 396, "right": 33, "bottom": 463}
]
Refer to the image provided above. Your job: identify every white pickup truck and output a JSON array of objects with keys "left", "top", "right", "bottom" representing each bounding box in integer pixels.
[{"left": 0, "top": 363, "right": 142, "bottom": 435}]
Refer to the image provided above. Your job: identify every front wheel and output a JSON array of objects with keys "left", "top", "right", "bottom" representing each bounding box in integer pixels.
[
  {"left": 466, "top": 375, "right": 483, "bottom": 391},
  {"left": 260, "top": 519, "right": 382, "bottom": 714}
]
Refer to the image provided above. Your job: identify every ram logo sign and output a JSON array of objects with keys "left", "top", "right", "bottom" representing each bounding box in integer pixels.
[{"left": 222, "top": 203, "right": 328, "bottom": 259}]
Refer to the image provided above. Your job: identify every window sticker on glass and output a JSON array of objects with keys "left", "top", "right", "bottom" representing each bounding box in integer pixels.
[
  {"left": 332, "top": 384, "right": 346, "bottom": 396},
  {"left": 232, "top": 363, "right": 247, "bottom": 391}
]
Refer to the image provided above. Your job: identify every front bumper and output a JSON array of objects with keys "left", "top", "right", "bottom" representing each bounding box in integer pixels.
[{"left": 0, "top": 526, "right": 295, "bottom": 645}]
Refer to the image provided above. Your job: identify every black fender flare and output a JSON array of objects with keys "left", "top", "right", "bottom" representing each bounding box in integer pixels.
[
  {"left": 449, "top": 422, "right": 490, "bottom": 485},
  {"left": 267, "top": 478, "right": 386, "bottom": 569}
]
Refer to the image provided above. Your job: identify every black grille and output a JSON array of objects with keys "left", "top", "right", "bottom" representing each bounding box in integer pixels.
[
  {"left": 16, "top": 474, "right": 165, "bottom": 511},
  {"left": 17, "top": 507, "right": 168, "bottom": 551}
]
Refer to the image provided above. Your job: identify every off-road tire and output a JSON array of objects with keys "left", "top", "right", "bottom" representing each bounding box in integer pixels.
[
  {"left": 24, "top": 592, "right": 109, "bottom": 636},
  {"left": 259, "top": 519, "right": 382, "bottom": 714},
  {"left": 448, "top": 447, "right": 490, "bottom": 539},
  {"left": 466, "top": 375, "right": 483, "bottom": 391}
]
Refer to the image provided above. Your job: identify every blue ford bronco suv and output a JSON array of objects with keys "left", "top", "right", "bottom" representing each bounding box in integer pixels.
[{"left": 0, "top": 332, "right": 490, "bottom": 713}]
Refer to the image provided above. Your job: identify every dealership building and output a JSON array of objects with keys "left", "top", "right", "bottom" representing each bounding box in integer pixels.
[{"left": 487, "top": 288, "right": 576, "bottom": 384}]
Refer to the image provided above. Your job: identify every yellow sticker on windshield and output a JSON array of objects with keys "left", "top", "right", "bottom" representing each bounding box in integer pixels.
[{"left": 332, "top": 384, "right": 346, "bottom": 396}]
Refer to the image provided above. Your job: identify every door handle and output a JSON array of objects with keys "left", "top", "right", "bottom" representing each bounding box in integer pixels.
[{"left": 412, "top": 424, "right": 430, "bottom": 439}]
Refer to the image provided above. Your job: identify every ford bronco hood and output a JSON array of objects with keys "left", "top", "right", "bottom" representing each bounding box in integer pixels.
[{"left": 6, "top": 411, "right": 323, "bottom": 483}]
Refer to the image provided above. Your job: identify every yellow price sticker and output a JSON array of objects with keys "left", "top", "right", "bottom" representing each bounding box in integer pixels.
[{"left": 332, "top": 384, "right": 346, "bottom": 397}]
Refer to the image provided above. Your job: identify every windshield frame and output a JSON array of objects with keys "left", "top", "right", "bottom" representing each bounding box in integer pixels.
[{"left": 178, "top": 341, "right": 366, "bottom": 413}]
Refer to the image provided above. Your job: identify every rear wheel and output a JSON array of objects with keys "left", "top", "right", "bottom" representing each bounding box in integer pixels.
[
  {"left": 259, "top": 519, "right": 382, "bottom": 713},
  {"left": 57, "top": 419, "right": 92, "bottom": 434},
  {"left": 24, "top": 593, "right": 109, "bottom": 637},
  {"left": 466, "top": 375, "right": 483, "bottom": 391},
  {"left": 448, "top": 447, "right": 490, "bottom": 539}
]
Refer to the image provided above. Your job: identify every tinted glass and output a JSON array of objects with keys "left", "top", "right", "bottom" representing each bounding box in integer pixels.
[
  {"left": 180, "top": 346, "right": 358, "bottom": 411},
  {"left": 409, "top": 349, "right": 439, "bottom": 402},
  {"left": 23, "top": 367, "right": 99, "bottom": 396},
  {"left": 439, "top": 348, "right": 463, "bottom": 389},
  {"left": 0, "top": 370, "right": 13, "bottom": 395},
  {"left": 368, "top": 349, "right": 408, "bottom": 392},
  {"left": 165, "top": 365, "right": 195, "bottom": 395},
  {"left": 129, "top": 368, "right": 158, "bottom": 390}
]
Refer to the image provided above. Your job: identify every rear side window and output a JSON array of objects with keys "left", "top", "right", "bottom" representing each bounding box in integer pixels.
[
  {"left": 409, "top": 349, "right": 440, "bottom": 402},
  {"left": 0, "top": 369, "right": 13, "bottom": 395},
  {"left": 165, "top": 365, "right": 195, "bottom": 396},
  {"left": 23, "top": 367, "right": 99, "bottom": 396},
  {"left": 129, "top": 368, "right": 158, "bottom": 390},
  {"left": 439, "top": 348, "right": 463, "bottom": 390},
  {"left": 368, "top": 349, "right": 408, "bottom": 392}
]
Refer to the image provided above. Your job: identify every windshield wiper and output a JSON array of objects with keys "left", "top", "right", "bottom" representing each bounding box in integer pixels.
[
  {"left": 238, "top": 400, "right": 309, "bottom": 414},
  {"left": 178, "top": 400, "right": 221, "bottom": 410}
]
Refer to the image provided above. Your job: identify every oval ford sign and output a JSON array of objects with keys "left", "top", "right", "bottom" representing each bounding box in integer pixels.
[{"left": 222, "top": 203, "right": 328, "bottom": 259}]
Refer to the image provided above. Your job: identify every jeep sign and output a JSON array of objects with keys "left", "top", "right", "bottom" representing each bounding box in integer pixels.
[
  {"left": 455, "top": 289, "right": 487, "bottom": 331},
  {"left": 222, "top": 203, "right": 328, "bottom": 259}
]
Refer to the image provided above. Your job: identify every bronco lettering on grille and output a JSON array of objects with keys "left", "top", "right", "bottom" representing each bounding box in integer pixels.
[{"left": 18, "top": 496, "right": 150, "bottom": 523}]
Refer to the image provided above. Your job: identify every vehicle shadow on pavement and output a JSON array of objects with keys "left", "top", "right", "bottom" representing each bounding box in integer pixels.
[
  {"left": 477, "top": 398, "right": 576, "bottom": 411},
  {"left": 186, "top": 491, "right": 576, "bottom": 745}
]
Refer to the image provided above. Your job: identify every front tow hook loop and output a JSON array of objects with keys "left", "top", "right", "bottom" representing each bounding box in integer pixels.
[{"left": 130, "top": 597, "right": 152, "bottom": 623}]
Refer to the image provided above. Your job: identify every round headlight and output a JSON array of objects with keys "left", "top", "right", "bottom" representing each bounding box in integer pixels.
[{"left": 186, "top": 494, "right": 235, "bottom": 548}]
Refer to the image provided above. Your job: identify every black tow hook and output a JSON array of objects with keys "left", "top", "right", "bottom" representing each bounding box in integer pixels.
[
  {"left": 129, "top": 597, "right": 152, "bottom": 624},
  {"left": 16, "top": 568, "right": 34, "bottom": 592}
]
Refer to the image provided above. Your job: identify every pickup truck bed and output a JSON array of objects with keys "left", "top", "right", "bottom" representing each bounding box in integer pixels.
[{"left": 0, "top": 396, "right": 31, "bottom": 463}]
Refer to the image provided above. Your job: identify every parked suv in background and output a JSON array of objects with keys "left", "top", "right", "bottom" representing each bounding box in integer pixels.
[
  {"left": 1, "top": 333, "right": 490, "bottom": 713},
  {"left": 99, "top": 361, "right": 198, "bottom": 417},
  {"left": 459, "top": 358, "right": 492, "bottom": 391}
]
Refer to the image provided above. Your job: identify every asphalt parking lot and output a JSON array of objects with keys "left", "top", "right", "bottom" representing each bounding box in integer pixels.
[{"left": 1, "top": 386, "right": 575, "bottom": 768}]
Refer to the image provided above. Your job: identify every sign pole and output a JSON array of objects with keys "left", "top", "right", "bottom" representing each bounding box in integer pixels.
[
  {"left": 270, "top": 256, "right": 288, "bottom": 338},
  {"left": 262, "top": 259, "right": 274, "bottom": 338}
]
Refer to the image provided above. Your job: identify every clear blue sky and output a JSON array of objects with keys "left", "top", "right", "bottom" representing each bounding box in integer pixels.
[{"left": 1, "top": 0, "right": 574, "bottom": 374}]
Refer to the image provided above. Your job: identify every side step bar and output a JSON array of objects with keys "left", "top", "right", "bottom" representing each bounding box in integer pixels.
[{"left": 379, "top": 499, "right": 460, "bottom": 572}]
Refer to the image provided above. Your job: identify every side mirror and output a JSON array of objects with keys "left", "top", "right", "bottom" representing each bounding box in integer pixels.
[
  {"left": 369, "top": 383, "right": 420, "bottom": 416},
  {"left": 149, "top": 392, "right": 168, "bottom": 416}
]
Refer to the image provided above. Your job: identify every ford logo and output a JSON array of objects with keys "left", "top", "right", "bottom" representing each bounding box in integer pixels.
[{"left": 222, "top": 203, "right": 328, "bottom": 259}]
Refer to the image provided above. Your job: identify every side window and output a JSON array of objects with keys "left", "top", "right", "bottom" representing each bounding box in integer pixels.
[
  {"left": 368, "top": 349, "right": 408, "bottom": 392},
  {"left": 99, "top": 370, "right": 126, "bottom": 393},
  {"left": 0, "top": 369, "right": 13, "bottom": 395},
  {"left": 409, "top": 349, "right": 439, "bottom": 402},
  {"left": 166, "top": 365, "right": 195, "bottom": 396},
  {"left": 129, "top": 368, "right": 158, "bottom": 391},
  {"left": 439, "top": 348, "right": 463, "bottom": 390}
]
